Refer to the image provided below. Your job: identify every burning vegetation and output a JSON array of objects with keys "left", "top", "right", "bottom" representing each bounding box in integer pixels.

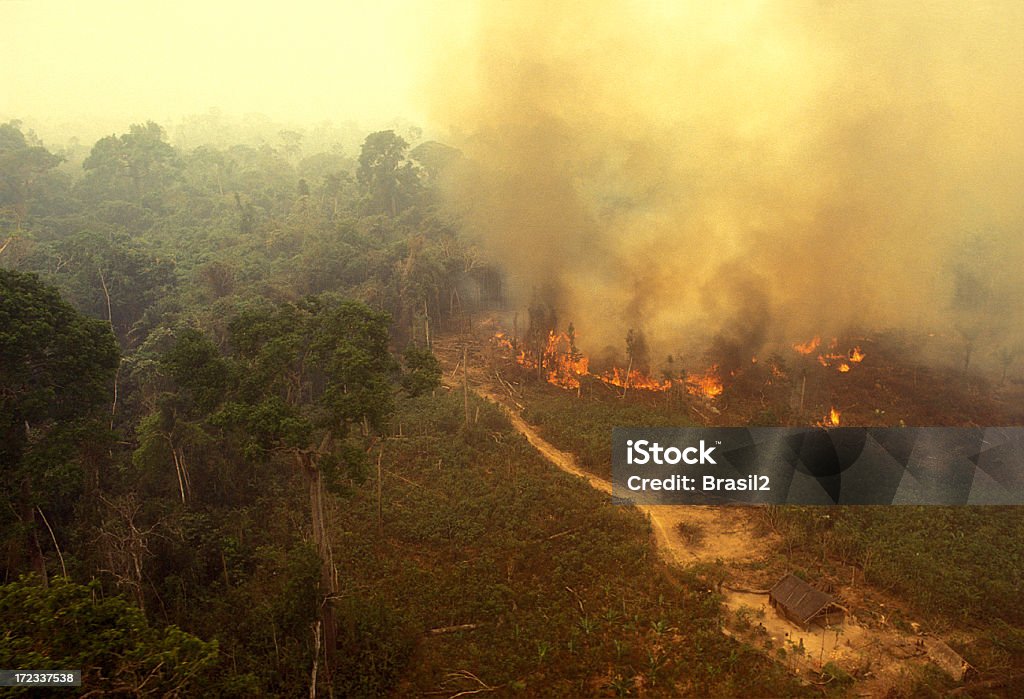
[
  {"left": 493, "top": 326, "right": 868, "bottom": 404},
  {"left": 794, "top": 336, "right": 867, "bottom": 374},
  {"left": 816, "top": 406, "right": 842, "bottom": 427},
  {"left": 487, "top": 318, "right": 1024, "bottom": 430},
  {"left": 491, "top": 325, "right": 828, "bottom": 404},
  {"left": 684, "top": 366, "right": 724, "bottom": 399},
  {"left": 494, "top": 328, "right": 682, "bottom": 393},
  {"left": 433, "top": 2, "right": 1024, "bottom": 407}
]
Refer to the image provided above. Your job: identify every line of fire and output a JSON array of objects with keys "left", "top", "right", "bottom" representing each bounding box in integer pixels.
[
  {"left": 468, "top": 297, "right": 1024, "bottom": 430},
  {"left": 489, "top": 326, "right": 866, "bottom": 424}
]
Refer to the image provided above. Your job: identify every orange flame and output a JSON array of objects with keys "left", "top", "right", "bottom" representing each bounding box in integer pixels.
[
  {"left": 685, "top": 366, "right": 724, "bottom": 398},
  {"left": 804, "top": 340, "right": 867, "bottom": 373},
  {"left": 814, "top": 406, "right": 841, "bottom": 427},
  {"left": 493, "top": 330, "right": 723, "bottom": 397},
  {"left": 599, "top": 367, "right": 673, "bottom": 392},
  {"left": 542, "top": 331, "right": 589, "bottom": 389},
  {"left": 492, "top": 332, "right": 514, "bottom": 351},
  {"left": 793, "top": 336, "right": 821, "bottom": 355}
]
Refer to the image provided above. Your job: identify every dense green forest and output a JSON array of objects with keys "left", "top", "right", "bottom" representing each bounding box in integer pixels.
[{"left": 0, "top": 119, "right": 813, "bottom": 696}]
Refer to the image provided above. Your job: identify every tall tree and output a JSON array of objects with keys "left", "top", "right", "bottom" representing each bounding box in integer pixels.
[
  {"left": 222, "top": 294, "right": 396, "bottom": 683},
  {"left": 0, "top": 121, "right": 63, "bottom": 229},
  {"left": 0, "top": 270, "right": 119, "bottom": 582},
  {"left": 81, "top": 121, "right": 180, "bottom": 205},
  {"left": 356, "top": 130, "right": 422, "bottom": 217}
]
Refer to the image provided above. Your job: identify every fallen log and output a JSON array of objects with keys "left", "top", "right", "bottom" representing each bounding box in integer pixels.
[
  {"left": 429, "top": 623, "right": 480, "bottom": 635},
  {"left": 722, "top": 584, "right": 770, "bottom": 594}
]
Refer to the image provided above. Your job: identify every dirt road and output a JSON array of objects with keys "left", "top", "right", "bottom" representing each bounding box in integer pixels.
[{"left": 436, "top": 337, "right": 966, "bottom": 694}]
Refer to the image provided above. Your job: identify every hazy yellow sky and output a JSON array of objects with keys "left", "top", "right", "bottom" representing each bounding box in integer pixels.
[{"left": 2, "top": 0, "right": 473, "bottom": 137}]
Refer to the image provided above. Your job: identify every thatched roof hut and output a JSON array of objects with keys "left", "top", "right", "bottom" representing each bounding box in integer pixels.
[{"left": 769, "top": 574, "right": 845, "bottom": 628}]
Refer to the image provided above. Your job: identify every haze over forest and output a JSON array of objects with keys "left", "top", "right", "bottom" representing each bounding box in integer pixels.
[{"left": 7, "top": 1, "right": 1024, "bottom": 370}]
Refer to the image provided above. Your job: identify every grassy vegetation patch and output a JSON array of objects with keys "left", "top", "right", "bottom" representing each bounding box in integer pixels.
[
  {"left": 516, "top": 390, "right": 1024, "bottom": 694},
  {"left": 329, "top": 393, "right": 808, "bottom": 697},
  {"left": 521, "top": 386, "right": 695, "bottom": 478}
]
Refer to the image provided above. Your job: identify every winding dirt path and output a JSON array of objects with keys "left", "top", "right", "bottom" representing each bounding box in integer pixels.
[
  {"left": 437, "top": 338, "right": 965, "bottom": 694},
  {"left": 435, "top": 336, "right": 770, "bottom": 573},
  {"left": 500, "top": 406, "right": 612, "bottom": 495},
  {"left": 451, "top": 368, "right": 766, "bottom": 573}
]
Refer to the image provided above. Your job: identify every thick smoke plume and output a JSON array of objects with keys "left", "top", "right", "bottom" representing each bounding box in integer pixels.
[{"left": 428, "top": 2, "right": 1024, "bottom": 370}]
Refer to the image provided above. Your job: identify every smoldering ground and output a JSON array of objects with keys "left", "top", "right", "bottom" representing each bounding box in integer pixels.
[{"left": 427, "top": 1, "right": 1024, "bottom": 372}]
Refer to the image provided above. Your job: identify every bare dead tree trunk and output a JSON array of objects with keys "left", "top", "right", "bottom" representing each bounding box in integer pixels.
[
  {"left": 98, "top": 266, "right": 123, "bottom": 433},
  {"left": 37, "top": 507, "right": 67, "bottom": 578},
  {"left": 377, "top": 448, "right": 384, "bottom": 537},
  {"left": 463, "top": 345, "right": 470, "bottom": 429},
  {"left": 423, "top": 299, "right": 431, "bottom": 348},
  {"left": 309, "top": 621, "right": 321, "bottom": 699},
  {"left": 98, "top": 267, "right": 125, "bottom": 441},
  {"left": 167, "top": 437, "right": 191, "bottom": 505},
  {"left": 110, "top": 359, "right": 123, "bottom": 431},
  {"left": 98, "top": 494, "right": 151, "bottom": 612},
  {"left": 97, "top": 266, "right": 114, "bottom": 332},
  {"left": 310, "top": 467, "right": 337, "bottom": 686},
  {"left": 297, "top": 433, "right": 338, "bottom": 688}
]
